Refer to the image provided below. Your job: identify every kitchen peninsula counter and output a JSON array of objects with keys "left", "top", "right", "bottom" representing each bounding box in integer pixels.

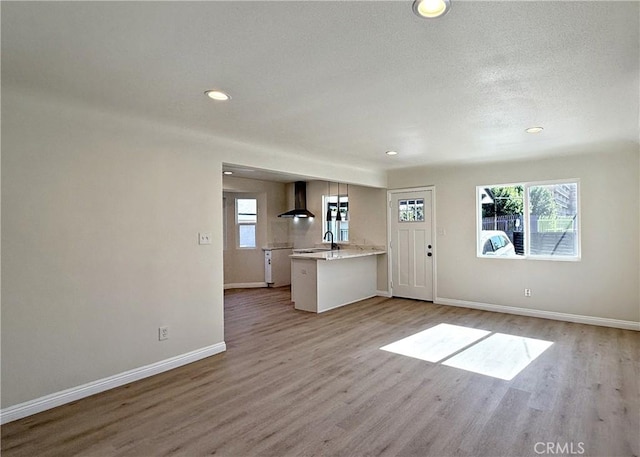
[{"left": 290, "top": 249, "right": 385, "bottom": 313}]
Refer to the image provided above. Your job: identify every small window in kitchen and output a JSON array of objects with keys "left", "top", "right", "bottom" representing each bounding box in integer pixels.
[
  {"left": 322, "top": 195, "right": 348, "bottom": 242},
  {"left": 236, "top": 198, "right": 257, "bottom": 248}
]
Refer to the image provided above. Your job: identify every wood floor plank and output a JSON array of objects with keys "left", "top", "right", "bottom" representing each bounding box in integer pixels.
[{"left": 2, "top": 287, "right": 638, "bottom": 457}]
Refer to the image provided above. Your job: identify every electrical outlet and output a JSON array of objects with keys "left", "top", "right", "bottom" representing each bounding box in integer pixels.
[
  {"left": 524, "top": 288, "right": 532, "bottom": 297},
  {"left": 199, "top": 232, "right": 212, "bottom": 245},
  {"left": 159, "top": 326, "right": 169, "bottom": 341}
]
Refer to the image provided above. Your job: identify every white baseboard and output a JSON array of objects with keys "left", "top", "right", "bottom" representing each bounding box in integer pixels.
[
  {"left": 376, "top": 290, "right": 392, "bottom": 298},
  {"left": 318, "top": 294, "right": 378, "bottom": 313},
  {"left": 435, "top": 297, "right": 640, "bottom": 331},
  {"left": 224, "top": 282, "right": 267, "bottom": 290},
  {"left": 0, "top": 342, "right": 226, "bottom": 424}
]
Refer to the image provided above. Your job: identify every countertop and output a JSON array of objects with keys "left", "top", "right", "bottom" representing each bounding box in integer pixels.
[
  {"left": 262, "top": 245, "right": 294, "bottom": 251},
  {"left": 290, "top": 249, "right": 386, "bottom": 261}
]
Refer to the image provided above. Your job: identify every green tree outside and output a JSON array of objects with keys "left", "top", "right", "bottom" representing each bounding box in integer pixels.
[
  {"left": 529, "top": 187, "right": 557, "bottom": 217},
  {"left": 482, "top": 186, "right": 524, "bottom": 218}
]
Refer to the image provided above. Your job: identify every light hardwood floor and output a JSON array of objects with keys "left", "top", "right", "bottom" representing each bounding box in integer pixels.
[{"left": 2, "top": 288, "right": 639, "bottom": 457}]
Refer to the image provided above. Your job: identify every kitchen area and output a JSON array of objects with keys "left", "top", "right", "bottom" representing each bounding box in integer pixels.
[{"left": 223, "top": 171, "right": 388, "bottom": 312}]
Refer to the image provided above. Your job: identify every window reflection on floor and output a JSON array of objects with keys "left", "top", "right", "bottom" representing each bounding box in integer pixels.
[
  {"left": 442, "top": 333, "right": 553, "bottom": 380},
  {"left": 380, "top": 323, "right": 490, "bottom": 363},
  {"left": 380, "top": 324, "right": 553, "bottom": 381}
]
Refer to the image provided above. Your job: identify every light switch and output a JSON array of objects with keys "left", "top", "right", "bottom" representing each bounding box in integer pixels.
[{"left": 199, "top": 232, "right": 212, "bottom": 245}]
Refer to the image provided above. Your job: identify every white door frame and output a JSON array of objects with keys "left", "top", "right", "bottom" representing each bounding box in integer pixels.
[{"left": 387, "top": 186, "right": 437, "bottom": 300}]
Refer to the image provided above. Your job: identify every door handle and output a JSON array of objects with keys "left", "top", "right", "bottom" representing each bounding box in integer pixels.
[{"left": 427, "top": 252, "right": 432, "bottom": 257}]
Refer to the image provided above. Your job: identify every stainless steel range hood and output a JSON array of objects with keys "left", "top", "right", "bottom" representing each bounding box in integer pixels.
[{"left": 278, "top": 181, "right": 315, "bottom": 218}]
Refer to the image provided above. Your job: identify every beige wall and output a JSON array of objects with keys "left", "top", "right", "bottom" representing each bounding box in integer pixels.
[
  {"left": 223, "top": 192, "right": 265, "bottom": 285},
  {"left": 387, "top": 150, "right": 640, "bottom": 323},
  {"left": 1, "top": 86, "right": 386, "bottom": 410},
  {"left": 223, "top": 176, "right": 290, "bottom": 246},
  {"left": 2, "top": 90, "right": 224, "bottom": 408},
  {"left": 222, "top": 177, "right": 289, "bottom": 285}
]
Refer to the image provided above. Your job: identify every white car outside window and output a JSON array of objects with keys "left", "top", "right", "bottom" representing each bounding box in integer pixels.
[{"left": 481, "top": 230, "right": 516, "bottom": 256}]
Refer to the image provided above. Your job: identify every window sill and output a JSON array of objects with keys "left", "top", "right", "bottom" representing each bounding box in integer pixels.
[{"left": 477, "top": 254, "right": 581, "bottom": 262}]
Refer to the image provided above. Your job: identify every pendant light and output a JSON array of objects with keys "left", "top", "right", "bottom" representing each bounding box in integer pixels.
[
  {"left": 326, "top": 181, "right": 333, "bottom": 222},
  {"left": 336, "top": 182, "right": 342, "bottom": 222},
  {"left": 344, "top": 183, "right": 349, "bottom": 221}
]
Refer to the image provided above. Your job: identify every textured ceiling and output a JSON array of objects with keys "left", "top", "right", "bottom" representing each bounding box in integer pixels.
[{"left": 2, "top": 1, "right": 639, "bottom": 176}]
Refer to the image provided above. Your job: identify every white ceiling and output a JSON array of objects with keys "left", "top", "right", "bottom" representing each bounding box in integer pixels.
[{"left": 3, "top": 1, "right": 639, "bottom": 178}]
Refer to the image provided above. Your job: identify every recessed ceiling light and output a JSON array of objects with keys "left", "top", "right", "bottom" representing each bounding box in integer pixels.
[
  {"left": 205, "top": 90, "right": 231, "bottom": 101},
  {"left": 223, "top": 171, "right": 233, "bottom": 175},
  {"left": 413, "top": 0, "right": 451, "bottom": 19},
  {"left": 525, "top": 126, "right": 544, "bottom": 134},
  {"left": 386, "top": 150, "right": 399, "bottom": 156}
]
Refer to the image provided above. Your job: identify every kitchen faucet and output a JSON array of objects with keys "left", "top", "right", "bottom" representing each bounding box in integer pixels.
[{"left": 323, "top": 230, "right": 339, "bottom": 250}]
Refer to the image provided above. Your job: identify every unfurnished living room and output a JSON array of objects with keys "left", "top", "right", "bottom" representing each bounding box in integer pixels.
[{"left": 1, "top": 1, "right": 639, "bottom": 457}]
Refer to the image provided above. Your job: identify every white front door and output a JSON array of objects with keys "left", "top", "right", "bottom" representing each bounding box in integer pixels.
[{"left": 389, "top": 189, "right": 434, "bottom": 301}]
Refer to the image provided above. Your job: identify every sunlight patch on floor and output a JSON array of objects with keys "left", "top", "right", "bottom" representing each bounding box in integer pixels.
[
  {"left": 442, "top": 333, "right": 553, "bottom": 380},
  {"left": 380, "top": 323, "right": 490, "bottom": 363},
  {"left": 380, "top": 324, "right": 553, "bottom": 380}
]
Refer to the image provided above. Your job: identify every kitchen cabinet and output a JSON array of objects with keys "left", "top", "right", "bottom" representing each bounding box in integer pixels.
[{"left": 290, "top": 249, "right": 385, "bottom": 313}]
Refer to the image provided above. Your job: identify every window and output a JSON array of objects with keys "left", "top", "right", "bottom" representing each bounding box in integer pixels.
[
  {"left": 398, "top": 199, "right": 425, "bottom": 222},
  {"left": 322, "top": 195, "right": 348, "bottom": 242},
  {"left": 236, "top": 198, "right": 257, "bottom": 248},
  {"left": 477, "top": 180, "right": 579, "bottom": 260}
]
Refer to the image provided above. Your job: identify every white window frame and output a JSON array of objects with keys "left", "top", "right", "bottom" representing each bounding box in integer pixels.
[
  {"left": 236, "top": 197, "right": 257, "bottom": 249},
  {"left": 476, "top": 179, "right": 581, "bottom": 261},
  {"left": 223, "top": 196, "right": 228, "bottom": 251},
  {"left": 322, "top": 194, "right": 349, "bottom": 243}
]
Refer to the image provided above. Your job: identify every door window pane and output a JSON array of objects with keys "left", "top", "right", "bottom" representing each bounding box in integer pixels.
[{"left": 399, "top": 199, "right": 424, "bottom": 222}]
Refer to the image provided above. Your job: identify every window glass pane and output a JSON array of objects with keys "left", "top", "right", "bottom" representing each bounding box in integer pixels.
[
  {"left": 237, "top": 198, "right": 257, "bottom": 223},
  {"left": 479, "top": 186, "right": 524, "bottom": 257},
  {"left": 237, "top": 198, "right": 256, "bottom": 214},
  {"left": 528, "top": 183, "right": 578, "bottom": 257},
  {"left": 478, "top": 182, "right": 579, "bottom": 259},
  {"left": 399, "top": 200, "right": 408, "bottom": 221},
  {"left": 415, "top": 199, "right": 424, "bottom": 221},
  {"left": 327, "top": 220, "right": 336, "bottom": 235},
  {"left": 338, "top": 220, "right": 348, "bottom": 242},
  {"left": 323, "top": 195, "right": 348, "bottom": 242},
  {"left": 238, "top": 224, "right": 256, "bottom": 248},
  {"left": 399, "top": 198, "right": 425, "bottom": 222}
]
